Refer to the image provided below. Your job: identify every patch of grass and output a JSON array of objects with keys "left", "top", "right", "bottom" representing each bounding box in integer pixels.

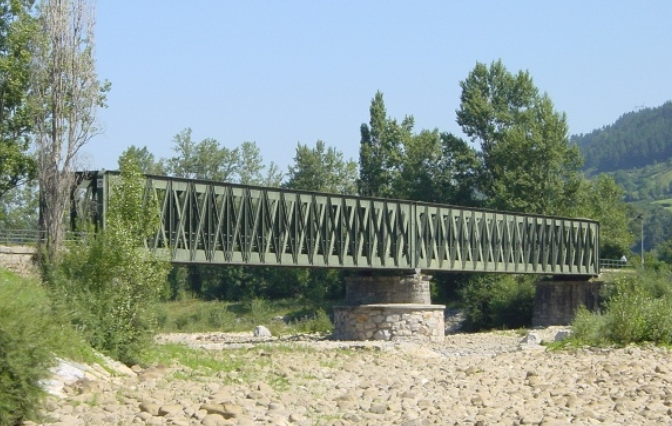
[
  {"left": 0, "top": 268, "right": 97, "bottom": 425},
  {"left": 155, "top": 298, "right": 336, "bottom": 336}
]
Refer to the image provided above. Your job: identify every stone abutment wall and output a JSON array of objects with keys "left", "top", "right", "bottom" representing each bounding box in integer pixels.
[{"left": 0, "top": 245, "right": 37, "bottom": 278}]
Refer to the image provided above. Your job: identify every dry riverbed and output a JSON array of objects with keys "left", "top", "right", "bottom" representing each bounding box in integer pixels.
[{"left": 28, "top": 328, "right": 672, "bottom": 426}]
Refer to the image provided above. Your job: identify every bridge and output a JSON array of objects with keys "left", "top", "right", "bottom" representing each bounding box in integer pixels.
[{"left": 73, "top": 171, "right": 600, "bottom": 277}]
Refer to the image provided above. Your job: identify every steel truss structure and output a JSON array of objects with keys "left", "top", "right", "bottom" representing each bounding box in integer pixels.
[{"left": 74, "top": 172, "right": 599, "bottom": 276}]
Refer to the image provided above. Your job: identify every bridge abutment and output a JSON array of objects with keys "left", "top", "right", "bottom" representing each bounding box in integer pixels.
[
  {"left": 532, "top": 279, "right": 604, "bottom": 326},
  {"left": 0, "top": 245, "right": 37, "bottom": 278},
  {"left": 333, "top": 273, "right": 445, "bottom": 342}
]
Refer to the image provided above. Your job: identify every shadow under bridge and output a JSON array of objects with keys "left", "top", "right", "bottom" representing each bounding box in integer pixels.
[{"left": 73, "top": 171, "right": 600, "bottom": 277}]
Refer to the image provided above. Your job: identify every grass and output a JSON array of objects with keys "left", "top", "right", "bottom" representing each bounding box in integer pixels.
[
  {"left": 0, "top": 268, "right": 100, "bottom": 425},
  {"left": 155, "top": 298, "right": 335, "bottom": 336}
]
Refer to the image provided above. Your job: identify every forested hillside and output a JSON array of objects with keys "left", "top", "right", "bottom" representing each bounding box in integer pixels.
[{"left": 572, "top": 101, "right": 672, "bottom": 174}]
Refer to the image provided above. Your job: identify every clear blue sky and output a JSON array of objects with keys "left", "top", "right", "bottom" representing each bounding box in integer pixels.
[{"left": 87, "top": 1, "right": 672, "bottom": 175}]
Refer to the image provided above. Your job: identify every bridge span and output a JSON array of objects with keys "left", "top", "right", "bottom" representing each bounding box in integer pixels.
[{"left": 74, "top": 171, "right": 599, "bottom": 277}]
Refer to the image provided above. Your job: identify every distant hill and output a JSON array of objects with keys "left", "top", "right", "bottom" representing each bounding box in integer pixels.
[{"left": 572, "top": 101, "right": 672, "bottom": 174}]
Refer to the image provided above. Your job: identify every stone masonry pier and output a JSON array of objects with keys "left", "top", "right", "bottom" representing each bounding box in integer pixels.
[
  {"left": 333, "top": 273, "right": 445, "bottom": 342},
  {"left": 532, "top": 279, "right": 604, "bottom": 326}
]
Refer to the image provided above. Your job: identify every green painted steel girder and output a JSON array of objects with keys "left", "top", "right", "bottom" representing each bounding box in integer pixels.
[{"left": 73, "top": 172, "right": 600, "bottom": 276}]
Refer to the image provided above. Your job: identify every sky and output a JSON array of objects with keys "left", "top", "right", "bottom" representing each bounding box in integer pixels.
[{"left": 87, "top": 1, "right": 672, "bottom": 176}]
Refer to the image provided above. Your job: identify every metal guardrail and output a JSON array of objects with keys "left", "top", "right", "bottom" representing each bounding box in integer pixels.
[
  {"left": 0, "top": 229, "right": 41, "bottom": 245},
  {"left": 599, "top": 259, "right": 633, "bottom": 269},
  {"left": 0, "top": 228, "right": 88, "bottom": 245}
]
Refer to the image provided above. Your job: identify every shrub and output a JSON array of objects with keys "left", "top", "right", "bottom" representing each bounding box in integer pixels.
[
  {"left": 460, "top": 274, "right": 535, "bottom": 331},
  {"left": 568, "top": 271, "right": 672, "bottom": 346},
  {"left": 46, "top": 154, "right": 170, "bottom": 364},
  {"left": 0, "top": 271, "right": 53, "bottom": 425},
  {"left": 291, "top": 308, "right": 333, "bottom": 335},
  {"left": 0, "top": 269, "right": 95, "bottom": 425}
]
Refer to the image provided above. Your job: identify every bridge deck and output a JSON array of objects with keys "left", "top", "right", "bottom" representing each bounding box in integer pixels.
[{"left": 74, "top": 172, "right": 599, "bottom": 276}]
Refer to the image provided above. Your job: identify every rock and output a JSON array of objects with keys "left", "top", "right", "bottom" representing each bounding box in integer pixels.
[
  {"left": 554, "top": 330, "right": 572, "bottom": 342},
  {"left": 139, "top": 401, "right": 161, "bottom": 416},
  {"left": 520, "top": 332, "right": 542, "bottom": 346},
  {"left": 254, "top": 325, "right": 272, "bottom": 337},
  {"left": 201, "top": 413, "right": 227, "bottom": 426},
  {"left": 373, "top": 329, "right": 391, "bottom": 341},
  {"left": 158, "top": 404, "right": 183, "bottom": 416}
]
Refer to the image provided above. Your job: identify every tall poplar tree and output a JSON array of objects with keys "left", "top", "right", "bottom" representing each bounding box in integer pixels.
[
  {"left": 358, "top": 91, "right": 412, "bottom": 198},
  {"left": 30, "top": 0, "right": 109, "bottom": 260}
]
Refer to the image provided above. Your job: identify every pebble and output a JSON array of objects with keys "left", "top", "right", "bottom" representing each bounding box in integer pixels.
[{"left": 31, "top": 328, "right": 672, "bottom": 425}]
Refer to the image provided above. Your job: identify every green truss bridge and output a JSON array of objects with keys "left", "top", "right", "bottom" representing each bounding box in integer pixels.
[{"left": 74, "top": 171, "right": 600, "bottom": 277}]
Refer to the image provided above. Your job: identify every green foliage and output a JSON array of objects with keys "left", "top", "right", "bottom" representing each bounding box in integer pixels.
[
  {"left": 569, "top": 270, "right": 672, "bottom": 346},
  {"left": 290, "top": 308, "right": 333, "bottom": 335},
  {"left": 575, "top": 174, "right": 634, "bottom": 258},
  {"left": 568, "top": 306, "right": 609, "bottom": 346},
  {"left": 0, "top": 180, "right": 37, "bottom": 229},
  {"left": 457, "top": 60, "right": 583, "bottom": 216},
  {"left": 46, "top": 153, "right": 171, "bottom": 364},
  {"left": 0, "top": 268, "right": 97, "bottom": 425},
  {"left": 459, "top": 274, "right": 535, "bottom": 331},
  {"left": 0, "top": 0, "right": 37, "bottom": 200},
  {"left": 358, "top": 91, "right": 413, "bottom": 198},
  {"left": 286, "top": 140, "right": 358, "bottom": 194},
  {"left": 574, "top": 101, "right": 672, "bottom": 174},
  {"left": 163, "top": 128, "right": 284, "bottom": 185},
  {"left": 0, "top": 269, "right": 51, "bottom": 425}
]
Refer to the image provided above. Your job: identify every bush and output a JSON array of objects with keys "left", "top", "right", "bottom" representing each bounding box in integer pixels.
[
  {"left": 0, "top": 271, "right": 52, "bottom": 425},
  {"left": 460, "top": 274, "right": 535, "bottom": 331},
  {"left": 0, "top": 269, "right": 95, "bottom": 425},
  {"left": 569, "top": 270, "right": 672, "bottom": 346},
  {"left": 45, "top": 154, "right": 171, "bottom": 364}
]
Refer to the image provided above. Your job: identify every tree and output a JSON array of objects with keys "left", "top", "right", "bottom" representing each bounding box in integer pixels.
[
  {"left": 48, "top": 152, "right": 170, "bottom": 363},
  {"left": 393, "top": 130, "right": 479, "bottom": 205},
  {"left": 119, "top": 145, "right": 164, "bottom": 175},
  {"left": 577, "top": 174, "right": 634, "bottom": 259},
  {"left": 0, "top": 0, "right": 36, "bottom": 199},
  {"left": 236, "top": 140, "right": 284, "bottom": 186},
  {"left": 30, "top": 0, "right": 109, "bottom": 261},
  {"left": 358, "top": 91, "right": 412, "bottom": 198},
  {"left": 457, "top": 60, "right": 582, "bottom": 216},
  {"left": 164, "top": 128, "right": 236, "bottom": 181},
  {"left": 285, "top": 140, "right": 357, "bottom": 194}
]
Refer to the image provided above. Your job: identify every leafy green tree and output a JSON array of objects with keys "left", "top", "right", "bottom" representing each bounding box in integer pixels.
[
  {"left": 581, "top": 174, "right": 634, "bottom": 259},
  {"left": 0, "top": 0, "right": 36, "bottom": 199},
  {"left": 236, "top": 140, "right": 284, "bottom": 186},
  {"left": 393, "top": 130, "right": 479, "bottom": 205},
  {"left": 286, "top": 140, "right": 357, "bottom": 194},
  {"left": 0, "top": 180, "right": 37, "bottom": 228},
  {"left": 165, "top": 128, "right": 237, "bottom": 181},
  {"left": 358, "top": 91, "right": 412, "bottom": 198},
  {"left": 457, "top": 60, "right": 582, "bottom": 215},
  {"left": 48, "top": 152, "right": 171, "bottom": 363},
  {"left": 119, "top": 145, "right": 165, "bottom": 175}
]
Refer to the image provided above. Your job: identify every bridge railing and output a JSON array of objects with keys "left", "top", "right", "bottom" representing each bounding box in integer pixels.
[
  {"left": 0, "top": 228, "right": 88, "bottom": 246},
  {"left": 0, "top": 228, "right": 41, "bottom": 245},
  {"left": 599, "top": 259, "right": 633, "bottom": 270}
]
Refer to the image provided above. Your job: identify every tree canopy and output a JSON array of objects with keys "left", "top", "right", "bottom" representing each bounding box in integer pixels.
[
  {"left": 0, "top": 0, "right": 36, "bottom": 199},
  {"left": 457, "top": 60, "right": 583, "bottom": 216}
]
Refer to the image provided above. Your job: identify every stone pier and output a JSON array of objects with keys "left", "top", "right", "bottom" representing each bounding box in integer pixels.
[
  {"left": 532, "top": 279, "right": 604, "bottom": 327},
  {"left": 333, "top": 273, "right": 445, "bottom": 342}
]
